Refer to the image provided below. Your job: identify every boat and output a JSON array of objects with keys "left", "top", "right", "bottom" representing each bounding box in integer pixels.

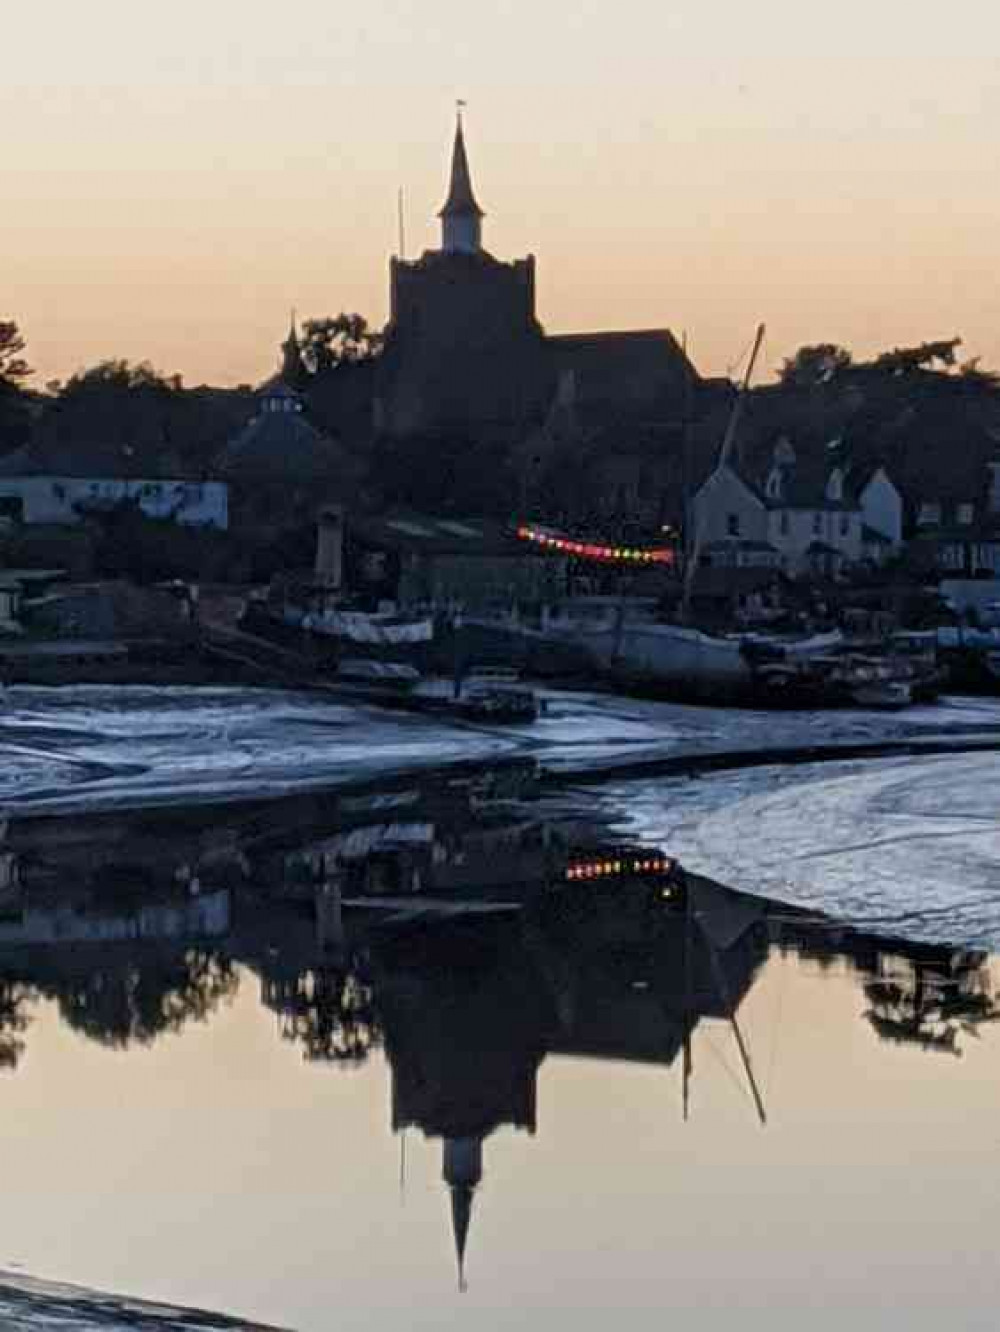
[
  {"left": 240, "top": 582, "right": 434, "bottom": 674},
  {"left": 935, "top": 627, "right": 1000, "bottom": 695}
]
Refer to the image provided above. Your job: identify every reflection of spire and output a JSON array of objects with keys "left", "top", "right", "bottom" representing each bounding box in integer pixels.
[{"left": 443, "top": 1136, "right": 482, "bottom": 1293}]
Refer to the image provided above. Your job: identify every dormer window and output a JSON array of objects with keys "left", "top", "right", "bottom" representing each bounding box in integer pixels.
[
  {"left": 918, "top": 502, "right": 941, "bottom": 528},
  {"left": 766, "top": 468, "right": 784, "bottom": 500},
  {"left": 773, "top": 436, "right": 796, "bottom": 468},
  {"left": 957, "top": 503, "right": 974, "bottom": 526},
  {"left": 826, "top": 468, "right": 844, "bottom": 503}
]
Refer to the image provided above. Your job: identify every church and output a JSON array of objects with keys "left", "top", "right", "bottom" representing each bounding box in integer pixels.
[{"left": 371, "top": 112, "right": 699, "bottom": 443}]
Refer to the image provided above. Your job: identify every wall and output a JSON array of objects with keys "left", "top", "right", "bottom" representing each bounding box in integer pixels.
[
  {"left": 691, "top": 469, "right": 768, "bottom": 545},
  {"left": 0, "top": 477, "right": 228, "bottom": 529},
  {"left": 398, "top": 552, "right": 566, "bottom": 610},
  {"left": 767, "top": 508, "right": 862, "bottom": 574},
  {"left": 860, "top": 469, "right": 903, "bottom": 544},
  {"left": 381, "top": 251, "right": 547, "bottom": 438}
]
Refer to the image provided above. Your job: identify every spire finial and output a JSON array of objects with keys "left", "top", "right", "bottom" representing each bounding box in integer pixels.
[{"left": 439, "top": 104, "right": 484, "bottom": 253}]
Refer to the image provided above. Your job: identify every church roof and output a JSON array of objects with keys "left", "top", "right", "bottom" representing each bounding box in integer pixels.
[{"left": 438, "top": 117, "right": 485, "bottom": 219}]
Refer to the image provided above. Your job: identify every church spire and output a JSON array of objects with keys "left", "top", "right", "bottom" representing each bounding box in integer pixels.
[
  {"left": 438, "top": 105, "right": 485, "bottom": 255},
  {"left": 280, "top": 310, "right": 307, "bottom": 388}
]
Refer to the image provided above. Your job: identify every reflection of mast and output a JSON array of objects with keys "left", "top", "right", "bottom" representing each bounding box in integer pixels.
[
  {"left": 701, "top": 915, "right": 767, "bottom": 1127},
  {"left": 681, "top": 886, "right": 693, "bottom": 1123},
  {"left": 443, "top": 1136, "right": 483, "bottom": 1293}
]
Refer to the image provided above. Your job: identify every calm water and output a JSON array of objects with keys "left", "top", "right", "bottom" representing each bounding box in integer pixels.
[{"left": 1, "top": 766, "right": 998, "bottom": 1330}]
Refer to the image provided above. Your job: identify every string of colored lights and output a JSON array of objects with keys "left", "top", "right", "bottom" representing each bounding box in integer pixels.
[{"left": 516, "top": 524, "right": 674, "bottom": 566}]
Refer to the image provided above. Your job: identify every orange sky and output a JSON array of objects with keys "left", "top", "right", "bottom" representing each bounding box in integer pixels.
[{"left": 7, "top": 0, "right": 1000, "bottom": 387}]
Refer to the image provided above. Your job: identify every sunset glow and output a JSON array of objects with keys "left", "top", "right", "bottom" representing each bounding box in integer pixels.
[{"left": 8, "top": 0, "right": 999, "bottom": 385}]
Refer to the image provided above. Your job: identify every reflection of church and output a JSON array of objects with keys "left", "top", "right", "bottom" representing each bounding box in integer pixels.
[{"left": 3, "top": 795, "right": 999, "bottom": 1289}]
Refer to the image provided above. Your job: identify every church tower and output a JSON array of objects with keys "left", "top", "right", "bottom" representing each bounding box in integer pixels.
[
  {"left": 438, "top": 109, "right": 485, "bottom": 255},
  {"left": 379, "top": 111, "right": 545, "bottom": 438}
]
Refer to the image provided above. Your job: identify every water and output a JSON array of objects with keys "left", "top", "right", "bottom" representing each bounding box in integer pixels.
[{"left": 0, "top": 769, "right": 998, "bottom": 1329}]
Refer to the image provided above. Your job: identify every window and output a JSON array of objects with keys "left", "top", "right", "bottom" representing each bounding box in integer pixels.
[
  {"left": 726, "top": 513, "right": 740, "bottom": 537},
  {"left": 918, "top": 502, "right": 941, "bottom": 527},
  {"left": 957, "top": 503, "right": 974, "bottom": 526},
  {"left": 840, "top": 514, "right": 850, "bottom": 536},
  {"left": 813, "top": 513, "right": 823, "bottom": 535},
  {"left": 780, "top": 511, "right": 790, "bottom": 536}
]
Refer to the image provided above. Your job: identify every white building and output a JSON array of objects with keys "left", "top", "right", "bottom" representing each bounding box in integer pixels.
[
  {"left": 691, "top": 443, "right": 903, "bottom": 578},
  {"left": 0, "top": 475, "right": 228, "bottom": 529}
]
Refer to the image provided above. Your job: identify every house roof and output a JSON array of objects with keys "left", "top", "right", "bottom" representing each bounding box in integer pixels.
[
  {"left": 862, "top": 525, "right": 894, "bottom": 545},
  {"left": 0, "top": 444, "right": 203, "bottom": 481},
  {"left": 221, "top": 406, "right": 337, "bottom": 481},
  {"left": 348, "top": 512, "right": 530, "bottom": 558}
]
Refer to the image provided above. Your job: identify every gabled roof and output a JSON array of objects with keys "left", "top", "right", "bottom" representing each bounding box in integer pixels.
[
  {"left": 438, "top": 117, "right": 485, "bottom": 219},
  {"left": 348, "top": 512, "right": 526, "bottom": 557},
  {"left": 862, "top": 524, "right": 894, "bottom": 544}
]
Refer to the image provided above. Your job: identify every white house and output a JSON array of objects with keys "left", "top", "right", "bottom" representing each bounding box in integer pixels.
[
  {"left": 692, "top": 443, "right": 903, "bottom": 578},
  {"left": 0, "top": 476, "right": 228, "bottom": 530}
]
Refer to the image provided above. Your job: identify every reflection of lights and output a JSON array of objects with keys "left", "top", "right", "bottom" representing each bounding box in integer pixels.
[
  {"left": 516, "top": 524, "right": 674, "bottom": 566},
  {"left": 565, "top": 854, "right": 675, "bottom": 882}
]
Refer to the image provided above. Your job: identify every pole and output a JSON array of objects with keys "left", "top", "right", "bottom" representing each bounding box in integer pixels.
[
  {"left": 680, "top": 323, "right": 766, "bottom": 622},
  {"left": 398, "top": 187, "right": 407, "bottom": 261}
]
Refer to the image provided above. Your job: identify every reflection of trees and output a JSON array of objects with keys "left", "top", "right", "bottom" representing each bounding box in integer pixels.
[
  {"left": 268, "top": 968, "right": 382, "bottom": 1067},
  {"left": 0, "top": 979, "right": 35, "bottom": 1073},
  {"left": 52, "top": 950, "right": 238, "bottom": 1050},
  {"left": 865, "top": 952, "right": 999, "bottom": 1056}
]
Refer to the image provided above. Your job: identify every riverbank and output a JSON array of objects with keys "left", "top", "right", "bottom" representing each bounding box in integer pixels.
[{"left": 3, "top": 682, "right": 1000, "bottom": 817}]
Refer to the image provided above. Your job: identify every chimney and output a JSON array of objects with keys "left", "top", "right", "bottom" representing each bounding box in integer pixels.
[{"left": 316, "top": 506, "right": 345, "bottom": 592}]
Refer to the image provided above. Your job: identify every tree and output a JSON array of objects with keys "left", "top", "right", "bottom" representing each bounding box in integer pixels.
[
  {"left": 39, "top": 359, "right": 185, "bottom": 468},
  {"left": 0, "top": 321, "right": 31, "bottom": 388},
  {"left": 301, "top": 314, "right": 384, "bottom": 375},
  {"left": 53, "top": 949, "right": 239, "bottom": 1049},
  {"left": 872, "top": 337, "right": 962, "bottom": 375},
  {"left": 958, "top": 356, "right": 1000, "bottom": 388},
  {"left": 779, "top": 344, "right": 852, "bottom": 387},
  {"left": 0, "top": 321, "right": 34, "bottom": 453},
  {"left": 61, "top": 359, "right": 182, "bottom": 394}
]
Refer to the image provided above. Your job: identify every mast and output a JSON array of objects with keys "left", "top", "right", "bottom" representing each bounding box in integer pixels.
[{"left": 680, "top": 323, "right": 766, "bottom": 622}]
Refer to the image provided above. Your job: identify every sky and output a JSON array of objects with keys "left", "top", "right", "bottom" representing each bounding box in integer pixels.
[{"left": 6, "top": 0, "right": 1000, "bottom": 387}]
